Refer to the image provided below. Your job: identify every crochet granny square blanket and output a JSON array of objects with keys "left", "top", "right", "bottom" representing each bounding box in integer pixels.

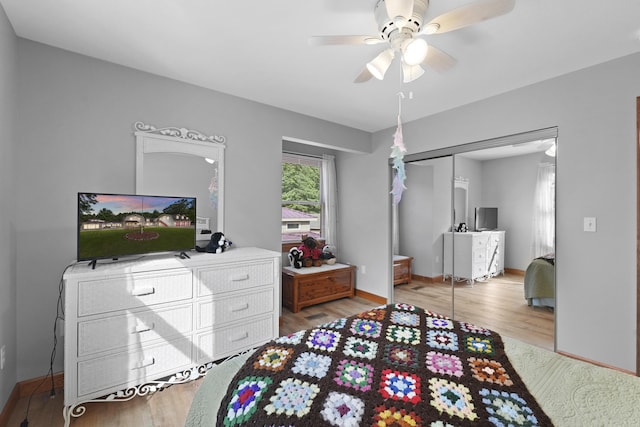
[{"left": 217, "top": 303, "right": 553, "bottom": 426}]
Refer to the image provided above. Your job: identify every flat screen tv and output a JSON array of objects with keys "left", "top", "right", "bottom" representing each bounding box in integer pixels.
[
  {"left": 475, "top": 207, "right": 498, "bottom": 231},
  {"left": 77, "top": 192, "right": 196, "bottom": 263}
]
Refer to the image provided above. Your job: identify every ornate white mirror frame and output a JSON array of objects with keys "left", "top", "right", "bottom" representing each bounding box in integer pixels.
[{"left": 134, "top": 121, "right": 225, "bottom": 235}]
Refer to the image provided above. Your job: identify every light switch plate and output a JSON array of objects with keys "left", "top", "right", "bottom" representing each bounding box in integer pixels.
[{"left": 584, "top": 217, "right": 596, "bottom": 232}]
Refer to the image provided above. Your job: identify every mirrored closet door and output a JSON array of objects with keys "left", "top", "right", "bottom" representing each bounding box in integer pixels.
[{"left": 392, "top": 129, "right": 557, "bottom": 350}]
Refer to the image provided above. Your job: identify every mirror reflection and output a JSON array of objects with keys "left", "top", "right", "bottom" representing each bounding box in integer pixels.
[
  {"left": 143, "top": 153, "right": 220, "bottom": 236},
  {"left": 393, "top": 137, "right": 556, "bottom": 350}
]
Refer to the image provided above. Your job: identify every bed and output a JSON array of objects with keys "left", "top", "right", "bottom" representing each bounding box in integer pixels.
[
  {"left": 184, "top": 303, "right": 640, "bottom": 426},
  {"left": 524, "top": 254, "right": 555, "bottom": 308}
]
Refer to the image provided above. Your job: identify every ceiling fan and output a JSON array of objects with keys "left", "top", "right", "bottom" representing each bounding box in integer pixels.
[{"left": 310, "top": 0, "right": 516, "bottom": 83}]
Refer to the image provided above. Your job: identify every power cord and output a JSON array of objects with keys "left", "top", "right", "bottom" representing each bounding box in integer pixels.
[{"left": 21, "top": 264, "right": 70, "bottom": 426}]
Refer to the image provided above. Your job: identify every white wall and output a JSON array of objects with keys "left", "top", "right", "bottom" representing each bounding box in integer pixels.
[
  {"left": 0, "top": 4, "right": 17, "bottom": 410},
  {"left": 340, "top": 52, "right": 640, "bottom": 371},
  {"left": 12, "top": 39, "right": 371, "bottom": 381}
]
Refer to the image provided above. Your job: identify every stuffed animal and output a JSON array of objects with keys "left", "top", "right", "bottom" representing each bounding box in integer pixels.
[
  {"left": 320, "top": 245, "right": 337, "bottom": 265},
  {"left": 298, "top": 236, "right": 323, "bottom": 267},
  {"left": 288, "top": 247, "right": 303, "bottom": 269},
  {"left": 195, "top": 231, "right": 232, "bottom": 254}
]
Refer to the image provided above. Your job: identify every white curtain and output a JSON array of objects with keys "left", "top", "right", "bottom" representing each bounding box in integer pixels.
[
  {"left": 321, "top": 154, "right": 338, "bottom": 253},
  {"left": 532, "top": 163, "right": 555, "bottom": 258}
]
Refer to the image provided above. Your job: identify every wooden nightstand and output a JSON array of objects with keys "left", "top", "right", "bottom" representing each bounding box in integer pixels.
[
  {"left": 393, "top": 255, "right": 413, "bottom": 285},
  {"left": 282, "top": 263, "right": 355, "bottom": 312}
]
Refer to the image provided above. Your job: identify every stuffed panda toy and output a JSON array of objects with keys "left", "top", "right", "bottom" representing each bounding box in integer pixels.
[
  {"left": 195, "top": 231, "right": 232, "bottom": 254},
  {"left": 288, "top": 247, "right": 303, "bottom": 269}
]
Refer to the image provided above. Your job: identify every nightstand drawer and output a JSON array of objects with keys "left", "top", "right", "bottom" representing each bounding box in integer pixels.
[
  {"left": 78, "top": 304, "right": 193, "bottom": 357},
  {"left": 77, "top": 269, "right": 192, "bottom": 316},
  {"left": 196, "top": 260, "right": 275, "bottom": 296}
]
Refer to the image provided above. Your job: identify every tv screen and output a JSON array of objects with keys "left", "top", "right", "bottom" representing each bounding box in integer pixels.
[
  {"left": 77, "top": 192, "right": 196, "bottom": 262},
  {"left": 475, "top": 207, "right": 498, "bottom": 231}
]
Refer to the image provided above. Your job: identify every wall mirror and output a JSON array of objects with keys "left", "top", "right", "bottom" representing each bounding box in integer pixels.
[
  {"left": 134, "top": 121, "right": 225, "bottom": 240},
  {"left": 453, "top": 177, "right": 468, "bottom": 228}
]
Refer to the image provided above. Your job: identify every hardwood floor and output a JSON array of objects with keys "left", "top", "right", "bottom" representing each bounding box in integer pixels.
[
  {"left": 394, "top": 273, "right": 554, "bottom": 351},
  {"left": 4, "top": 273, "right": 553, "bottom": 426}
]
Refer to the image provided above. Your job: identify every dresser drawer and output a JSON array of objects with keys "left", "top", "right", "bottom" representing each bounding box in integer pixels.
[
  {"left": 77, "top": 304, "right": 193, "bottom": 357},
  {"left": 76, "top": 337, "right": 192, "bottom": 398},
  {"left": 196, "top": 288, "right": 274, "bottom": 329},
  {"left": 472, "top": 262, "right": 487, "bottom": 278},
  {"left": 195, "top": 315, "right": 275, "bottom": 362},
  {"left": 77, "top": 269, "right": 193, "bottom": 317},
  {"left": 196, "top": 260, "right": 275, "bottom": 296},
  {"left": 473, "top": 234, "right": 489, "bottom": 249}
]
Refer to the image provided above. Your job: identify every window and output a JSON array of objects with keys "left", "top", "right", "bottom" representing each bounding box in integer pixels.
[{"left": 282, "top": 153, "right": 323, "bottom": 244}]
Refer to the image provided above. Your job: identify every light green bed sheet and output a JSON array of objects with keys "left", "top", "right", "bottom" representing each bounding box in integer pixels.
[{"left": 186, "top": 338, "right": 640, "bottom": 427}]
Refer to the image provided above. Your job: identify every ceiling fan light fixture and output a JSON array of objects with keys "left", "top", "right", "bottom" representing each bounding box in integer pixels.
[
  {"left": 402, "top": 38, "right": 429, "bottom": 66},
  {"left": 366, "top": 49, "right": 395, "bottom": 80},
  {"left": 402, "top": 62, "right": 425, "bottom": 83}
]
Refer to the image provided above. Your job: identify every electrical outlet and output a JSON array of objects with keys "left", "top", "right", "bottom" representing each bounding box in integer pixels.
[
  {"left": 584, "top": 217, "right": 596, "bottom": 232},
  {"left": 1, "top": 345, "right": 6, "bottom": 370},
  {"left": 361, "top": 265, "right": 366, "bottom": 274}
]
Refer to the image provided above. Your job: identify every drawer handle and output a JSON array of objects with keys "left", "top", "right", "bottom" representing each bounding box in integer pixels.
[
  {"left": 231, "top": 303, "right": 249, "bottom": 312},
  {"left": 132, "top": 287, "right": 155, "bottom": 297},
  {"left": 230, "top": 273, "right": 249, "bottom": 281},
  {"left": 133, "top": 323, "right": 155, "bottom": 334},
  {"left": 132, "top": 357, "right": 155, "bottom": 369},
  {"left": 229, "top": 332, "right": 248, "bottom": 342}
]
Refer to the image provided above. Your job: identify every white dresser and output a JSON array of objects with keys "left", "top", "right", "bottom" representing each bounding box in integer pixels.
[
  {"left": 443, "top": 231, "right": 505, "bottom": 284},
  {"left": 62, "top": 247, "right": 280, "bottom": 425}
]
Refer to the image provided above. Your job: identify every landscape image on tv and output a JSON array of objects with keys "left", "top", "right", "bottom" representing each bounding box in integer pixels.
[{"left": 77, "top": 193, "right": 196, "bottom": 261}]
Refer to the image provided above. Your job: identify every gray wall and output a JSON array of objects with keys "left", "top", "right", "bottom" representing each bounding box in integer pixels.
[
  {"left": 398, "top": 163, "right": 434, "bottom": 277},
  {"left": 398, "top": 151, "right": 547, "bottom": 277},
  {"left": 12, "top": 39, "right": 370, "bottom": 382},
  {"left": 340, "top": 52, "right": 639, "bottom": 371},
  {"left": 481, "top": 152, "right": 551, "bottom": 270},
  {"left": 0, "top": 4, "right": 16, "bottom": 410}
]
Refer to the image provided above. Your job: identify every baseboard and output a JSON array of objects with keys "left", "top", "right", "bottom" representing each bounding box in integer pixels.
[
  {"left": 557, "top": 351, "right": 636, "bottom": 376},
  {"left": 19, "top": 372, "right": 64, "bottom": 399},
  {"left": 409, "top": 273, "right": 432, "bottom": 283},
  {"left": 0, "top": 383, "right": 20, "bottom": 427},
  {"left": 0, "top": 372, "right": 64, "bottom": 426},
  {"left": 355, "top": 289, "right": 387, "bottom": 305},
  {"left": 505, "top": 268, "right": 525, "bottom": 276}
]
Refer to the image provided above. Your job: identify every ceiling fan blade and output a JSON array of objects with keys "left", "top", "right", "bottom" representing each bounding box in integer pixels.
[
  {"left": 354, "top": 67, "right": 374, "bottom": 83},
  {"left": 421, "top": 0, "right": 515, "bottom": 35},
  {"left": 309, "top": 35, "right": 384, "bottom": 46},
  {"left": 422, "top": 45, "right": 457, "bottom": 73}
]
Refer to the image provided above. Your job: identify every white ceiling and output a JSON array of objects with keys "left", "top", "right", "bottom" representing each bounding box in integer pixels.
[{"left": 2, "top": 0, "right": 640, "bottom": 133}]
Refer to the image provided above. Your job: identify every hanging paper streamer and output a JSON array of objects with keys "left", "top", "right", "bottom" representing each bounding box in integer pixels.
[{"left": 390, "top": 94, "right": 408, "bottom": 205}]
